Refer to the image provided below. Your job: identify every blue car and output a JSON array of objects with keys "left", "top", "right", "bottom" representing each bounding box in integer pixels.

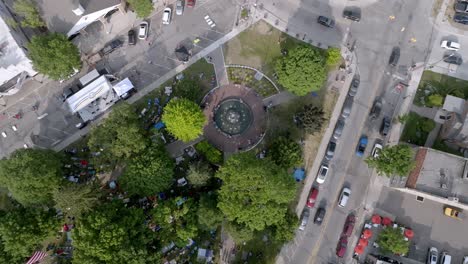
[{"left": 356, "top": 136, "right": 368, "bottom": 157}]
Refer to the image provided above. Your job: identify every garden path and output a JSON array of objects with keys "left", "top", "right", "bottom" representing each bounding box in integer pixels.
[{"left": 208, "top": 47, "right": 229, "bottom": 87}]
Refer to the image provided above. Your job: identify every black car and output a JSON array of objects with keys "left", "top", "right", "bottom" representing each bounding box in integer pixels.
[
  {"left": 317, "top": 16, "right": 335, "bottom": 28},
  {"left": 128, "top": 30, "right": 136, "bottom": 45},
  {"left": 325, "top": 141, "right": 337, "bottom": 160},
  {"left": 389, "top": 47, "right": 400, "bottom": 66},
  {"left": 455, "top": 1, "right": 468, "bottom": 12},
  {"left": 380, "top": 116, "right": 391, "bottom": 136},
  {"left": 370, "top": 98, "right": 382, "bottom": 119},
  {"left": 99, "top": 39, "right": 123, "bottom": 56},
  {"left": 314, "top": 208, "right": 326, "bottom": 225},
  {"left": 454, "top": 12, "right": 468, "bottom": 24},
  {"left": 348, "top": 76, "right": 360, "bottom": 97},
  {"left": 443, "top": 54, "right": 463, "bottom": 65},
  {"left": 343, "top": 9, "right": 361, "bottom": 22}
]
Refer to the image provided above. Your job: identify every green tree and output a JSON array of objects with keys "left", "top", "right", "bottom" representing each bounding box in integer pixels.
[
  {"left": 275, "top": 45, "right": 326, "bottom": 96},
  {"left": 427, "top": 93, "right": 444, "bottom": 107},
  {"left": 127, "top": 0, "right": 154, "bottom": 18},
  {"left": 174, "top": 79, "right": 201, "bottom": 102},
  {"left": 0, "top": 149, "right": 62, "bottom": 206},
  {"left": 151, "top": 198, "right": 198, "bottom": 247},
  {"left": 120, "top": 144, "right": 175, "bottom": 196},
  {"left": 270, "top": 136, "right": 302, "bottom": 168},
  {"left": 162, "top": 98, "right": 206, "bottom": 142},
  {"left": 216, "top": 153, "right": 296, "bottom": 231},
  {"left": 88, "top": 102, "right": 148, "bottom": 165},
  {"left": 187, "top": 161, "right": 213, "bottom": 187},
  {"left": 0, "top": 207, "right": 59, "bottom": 263},
  {"left": 366, "top": 144, "right": 416, "bottom": 177},
  {"left": 27, "top": 33, "right": 81, "bottom": 80},
  {"left": 270, "top": 210, "right": 298, "bottom": 243},
  {"left": 421, "top": 119, "right": 436, "bottom": 133},
  {"left": 195, "top": 141, "right": 223, "bottom": 164},
  {"left": 325, "top": 47, "right": 341, "bottom": 66},
  {"left": 295, "top": 104, "right": 326, "bottom": 134},
  {"left": 13, "top": 0, "right": 45, "bottom": 28},
  {"left": 225, "top": 222, "right": 255, "bottom": 243},
  {"left": 197, "top": 194, "right": 223, "bottom": 230},
  {"left": 74, "top": 201, "right": 158, "bottom": 263},
  {"left": 376, "top": 227, "right": 410, "bottom": 255},
  {"left": 53, "top": 183, "right": 101, "bottom": 218}
]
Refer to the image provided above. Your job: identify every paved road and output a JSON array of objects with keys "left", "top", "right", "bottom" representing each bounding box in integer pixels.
[{"left": 263, "top": 0, "right": 436, "bottom": 263}]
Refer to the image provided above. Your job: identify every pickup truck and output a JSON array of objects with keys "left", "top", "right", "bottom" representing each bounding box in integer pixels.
[{"left": 444, "top": 207, "right": 463, "bottom": 220}]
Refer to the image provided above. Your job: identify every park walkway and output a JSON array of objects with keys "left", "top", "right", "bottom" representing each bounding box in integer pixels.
[{"left": 208, "top": 47, "right": 229, "bottom": 87}]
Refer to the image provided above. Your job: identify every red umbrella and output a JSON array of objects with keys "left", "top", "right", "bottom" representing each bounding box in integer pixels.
[
  {"left": 358, "top": 238, "right": 368, "bottom": 247},
  {"left": 404, "top": 228, "right": 414, "bottom": 239},
  {"left": 354, "top": 244, "right": 365, "bottom": 255},
  {"left": 362, "top": 229, "right": 373, "bottom": 239},
  {"left": 80, "top": 160, "right": 89, "bottom": 166},
  {"left": 371, "top": 214, "right": 382, "bottom": 224},
  {"left": 382, "top": 217, "right": 393, "bottom": 226}
]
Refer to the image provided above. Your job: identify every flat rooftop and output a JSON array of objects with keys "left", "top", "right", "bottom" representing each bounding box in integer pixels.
[{"left": 406, "top": 147, "right": 468, "bottom": 204}]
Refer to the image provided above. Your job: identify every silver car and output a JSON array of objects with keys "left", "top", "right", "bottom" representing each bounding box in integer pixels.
[
  {"left": 341, "top": 98, "right": 353, "bottom": 119},
  {"left": 176, "top": 0, "right": 184, "bottom": 15},
  {"left": 427, "top": 247, "right": 438, "bottom": 264},
  {"left": 299, "top": 209, "right": 310, "bottom": 231},
  {"left": 333, "top": 119, "right": 345, "bottom": 140}
]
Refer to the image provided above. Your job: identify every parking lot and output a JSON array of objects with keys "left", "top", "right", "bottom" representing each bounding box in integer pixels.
[
  {"left": 376, "top": 187, "right": 468, "bottom": 263},
  {"left": 0, "top": 0, "right": 237, "bottom": 157}
]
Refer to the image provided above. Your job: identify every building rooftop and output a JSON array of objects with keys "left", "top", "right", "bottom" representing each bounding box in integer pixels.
[
  {"left": 443, "top": 95, "right": 465, "bottom": 115},
  {"left": 406, "top": 147, "right": 468, "bottom": 204}
]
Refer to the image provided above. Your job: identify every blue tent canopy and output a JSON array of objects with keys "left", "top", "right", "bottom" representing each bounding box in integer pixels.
[
  {"left": 293, "top": 168, "right": 305, "bottom": 182},
  {"left": 154, "top": 121, "right": 165, "bottom": 130}
]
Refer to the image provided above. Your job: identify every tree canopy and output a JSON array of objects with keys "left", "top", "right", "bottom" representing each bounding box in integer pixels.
[
  {"left": 295, "top": 104, "right": 326, "bottom": 134},
  {"left": 325, "top": 47, "right": 342, "bottom": 66},
  {"left": 73, "top": 201, "right": 158, "bottom": 264},
  {"left": 0, "top": 148, "right": 62, "bottom": 206},
  {"left": 127, "top": 0, "right": 154, "bottom": 18},
  {"left": 0, "top": 207, "right": 59, "bottom": 263},
  {"left": 27, "top": 33, "right": 81, "bottom": 80},
  {"left": 366, "top": 144, "right": 416, "bottom": 177},
  {"left": 162, "top": 98, "right": 206, "bottom": 142},
  {"left": 120, "top": 144, "right": 175, "bottom": 196},
  {"left": 197, "top": 194, "right": 223, "bottom": 231},
  {"left": 216, "top": 152, "right": 296, "bottom": 231},
  {"left": 13, "top": 0, "right": 45, "bottom": 28},
  {"left": 275, "top": 45, "right": 326, "bottom": 96},
  {"left": 174, "top": 79, "right": 202, "bottom": 102},
  {"left": 195, "top": 141, "right": 223, "bottom": 164},
  {"left": 53, "top": 183, "right": 101, "bottom": 218},
  {"left": 270, "top": 136, "right": 302, "bottom": 169},
  {"left": 187, "top": 161, "right": 213, "bottom": 187},
  {"left": 88, "top": 102, "right": 148, "bottom": 165},
  {"left": 376, "top": 227, "right": 410, "bottom": 255}
]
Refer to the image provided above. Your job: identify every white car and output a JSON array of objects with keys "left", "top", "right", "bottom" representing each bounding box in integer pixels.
[
  {"left": 138, "top": 21, "right": 148, "bottom": 40},
  {"left": 463, "top": 256, "right": 468, "bottom": 264},
  {"left": 1, "top": 132, "right": 6, "bottom": 138},
  {"left": 371, "top": 142, "right": 383, "bottom": 158},
  {"left": 338, "top": 187, "right": 351, "bottom": 208},
  {"left": 441, "top": 40, "right": 460, "bottom": 51},
  {"left": 427, "top": 247, "right": 438, "bottom": 264},
  {"left": 162, "top": 8, "right": 172, "bottom": 25},
  {"left": 175, "top": 0, "right": 184, "bottom": 15},
  {"left": 316, "top": 164, "right": 329, "bottom": 184}
]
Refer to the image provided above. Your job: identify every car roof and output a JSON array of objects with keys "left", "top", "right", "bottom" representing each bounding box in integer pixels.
[
  {"left": 310, "top": 188, "right": 319, "bottom": 198},
  {"left": 360, "top": 136, "right": 368, "bottom": 143}
]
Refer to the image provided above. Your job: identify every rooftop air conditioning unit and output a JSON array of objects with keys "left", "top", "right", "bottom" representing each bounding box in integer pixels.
[
  {"left": 72, "top": 4, "right": 85, "bottom": 16},
  {"left": 448, "top": 197, "right": 459, "bottom": 202}
]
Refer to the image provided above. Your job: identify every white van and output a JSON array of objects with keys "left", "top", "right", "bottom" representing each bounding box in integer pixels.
[
  {"left": 338, "top": 187, "right": 351, "bottom": 208},
  {"left": 440, "top": 252, "right": 451, "bottom": 264}
]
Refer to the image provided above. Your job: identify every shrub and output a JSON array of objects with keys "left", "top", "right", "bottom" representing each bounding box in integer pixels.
[{"left": 195, "top": 141, "right": 223, "bottom": 164}]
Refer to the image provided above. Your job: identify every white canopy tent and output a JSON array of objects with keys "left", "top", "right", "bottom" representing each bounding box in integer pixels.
[{"left": 112, "top": 77, "right": 134, "bottom": 97}]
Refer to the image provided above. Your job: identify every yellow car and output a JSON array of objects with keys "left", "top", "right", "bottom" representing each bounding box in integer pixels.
[{"left": 444, "top": 207, "right": 462, "bottom": 220}]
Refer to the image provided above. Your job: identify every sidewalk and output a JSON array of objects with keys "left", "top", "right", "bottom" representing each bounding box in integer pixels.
[{"left": 208, "top": 47, "right": 229, "bottom": 86}]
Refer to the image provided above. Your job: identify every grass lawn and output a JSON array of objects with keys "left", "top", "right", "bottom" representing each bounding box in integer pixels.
[
  {"left": 414, "top": 70, "right": 468, "bottom": 106},
  {"left": 224, "top": 20, "right": 310, "bottom": 77},
  {"left": 400, "top": 112, "right": 436, "bottom": 146},
  {"left": 227, "top": 67, "right": 279, "bottom": 97}
]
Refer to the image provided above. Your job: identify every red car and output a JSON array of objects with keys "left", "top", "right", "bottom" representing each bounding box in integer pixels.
[
  {"left": 187, "top": 0, "right": 195, "bottom": 7},
  {"left": 341, "top": 214, "right": 356, "bottom": 237},
  {"left": 336, "top": 237, "right": 348, "bottom": 258},
  {"left": 306, "top": 188, "right": 319, "bottom": 208}
]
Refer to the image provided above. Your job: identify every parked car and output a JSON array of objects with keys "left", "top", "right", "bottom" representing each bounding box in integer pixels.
[
  {"left": 389, "top": 47, "right": 400, "bottom": 66},
  {"left": 444, "top": 206, "right": 462, "bottom": 220},
  {"left": 138, "top": 22, "right": 148, "bottom": 40},
  {"left": 455, "top": 1, "right": 468, "bottom": 13},
  {"left": 338, "top": 187, "right": 351, "bottom": 208},
  {"left": 162, "top": 8, "right": 172, "bottom": 25},
  {"left": 343, "top": 8, "right": 360, "bottom": 22},
  {"left": 316, "top": 164, "right": 329, "bottom": 184},
  {"left": 380, "top": 116, "right": 391, "bottom": 136},
  {"left": 299, "top": 209, "right": 310, "bottom": 231},
  {"left": 427, "top": 247, "right": 438, "bottom": 264},
  {"left": 317, "top": 16, "right": 335, "bottom": 27},
  {"left": 440, "top": 252, "right": 452, "bottom": 264},
  {"left": 314, "top": 208, "right": 326, "bottom": 225},
  {"left": 454, "top": 12, "right": 468, "bottom": 24},
  {"left": 306, "top": 188, "right": 319, "bottom": 208},
  {"left": 336, "top": 237, "right": 348, "bottom": 257},
  {"left": 356, "top": 136, "right": 368, "bottom": 157},
  {"left": 1, "top": 132, "right": 7, "bottom": 138},
  {"left": 128, "top": 29, "right": 136, "bottom": 45},
  {"left": 333, "top": 119, "right": 345, "bottom": 140},
  {"left": 443, "top": 54, "right": 463, "bottom": 65},
  {"left": 341, "top": 214, "right": 356, "bottom": 237},
  {"left": 348, "top": 76, "right": 360, "bottom": 97},
  {"left": 325, "top": 141, "right": 337, "bottom": 160},
  {"left": 371, "top": 142, "right": 383, "bottom": 158},
  {"left": 176, "top": 0, "right": 184, "bottom": 15},
  {"left": 370, "top": 98, "right": 382, "bottom": 119},
  {"left": 463, "top": 256, "right": 468, "bottom": 264},
  {"left": 187, "top": 0, "right": 195, "bottom": 7},
  {"left": 441, "top": 40, "right": 460, "bottom": 51},
  {"left": 341, "top": 98, "right": 353, "bottom": 119},
  {"left": 99, "top": 39, "right": 123, "bottom": 56}
]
